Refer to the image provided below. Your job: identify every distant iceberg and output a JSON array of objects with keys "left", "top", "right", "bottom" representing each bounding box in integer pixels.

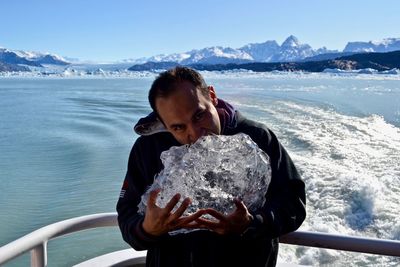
[
  {"left": 322, "top": 68, "right": 349, "bottom": 74},
  {"left": 323, "top": 68, "right": 400, "bottom": 75},
  {"left": 380, "top": 68, "right": 400, "bottom": 75},
  {"left": 357, "top": 68, "right": 378, "bottom": 74}
]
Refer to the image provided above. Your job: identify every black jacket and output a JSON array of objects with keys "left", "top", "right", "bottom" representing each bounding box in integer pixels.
[{"left": 117, "top": 102, "right": 306, "bottom": 267}]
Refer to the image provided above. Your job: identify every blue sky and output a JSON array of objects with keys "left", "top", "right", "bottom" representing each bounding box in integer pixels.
[{"left": 1, "top": 0, "right": 399, "bottom": 62}]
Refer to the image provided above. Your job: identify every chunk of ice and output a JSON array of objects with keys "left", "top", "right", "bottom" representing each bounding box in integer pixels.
[{"left": 138, "top": 133, "right": 271, "bottom": 216}]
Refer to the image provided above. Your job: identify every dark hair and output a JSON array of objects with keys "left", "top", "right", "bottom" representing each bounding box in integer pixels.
[{"left": 148, "top": 66, "right": 209, "bottom": 114}]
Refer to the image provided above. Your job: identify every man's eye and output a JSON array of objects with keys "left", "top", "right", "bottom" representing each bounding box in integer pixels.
[
  {"left": 194, "top": 112, "right": 205, "bottom": 121},
  {"left": 172, "top": 125, "right": 183, "bottom": 131}
]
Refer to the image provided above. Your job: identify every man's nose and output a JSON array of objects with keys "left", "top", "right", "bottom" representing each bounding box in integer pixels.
[{"left": 187, "top": 124, "right": 205, "bottom": 144}]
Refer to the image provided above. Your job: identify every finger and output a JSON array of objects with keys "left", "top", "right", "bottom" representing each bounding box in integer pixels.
[
  {"left": 233, "top": 199, "right": 247, "bottom": 212},
  {"left": 179, "top": 209, "right": 205, "bottom": 224},
  {"left": 183, "top": 221, "right": 208, "bottom": 229},
  {"left": 147, "top": 189, "right": 161, "bottom": 208},
  {"left": 174, "top": 209, "right": 205, "bottom": 229},
  {"left": 164, "top": 193, "right": 181, "bottom": 213},
  {"left": 203, "top": 208, "right": 227, "bottom": 221},
  {"left": 170, "top": 197, "right": 191, "bottom": 221},
  {"left": 164, "top": 211, "right": 203, "bottom": 232},
  {"left": 194, "top": 217, "right": 220, "bottom": 229}
]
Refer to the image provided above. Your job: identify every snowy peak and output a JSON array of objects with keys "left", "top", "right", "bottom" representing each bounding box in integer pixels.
[
  {"left": 4, "top": 35, "right": 400, "bottom": 71},
  {"left": 0, "top": 48, "right": 42, "bottom": 67},
  {"left": 240, "top": 40, "right": 280, "bottom": 51},
  {"left": 131, "top": 35, "right": 328, "bottom": 64},
  {"left": 240, "top": 40, "right": 280, "bottom": 62},
  {"left": 271, "top": 35, "right": 316, "bottom": 62},
  {"left": 147, "top": 53, "right": 191, "bottom": 64},
  {"left": 0, "top": 48, "right": 70, "bottom": 66},
  {"left": 181, "top": 46, "right": 253, "bottom": 64},
  {"left": 344, "top": 37, "right": 400, "bottom": 53},
  {"left": 124, "top": 35, "right": 399, "bottom": 66},
  {"left": 14, "top": 49, "right": 66, "bottom": 61},
  {"left": 281, "top": 35, "right": 300, "bottom": 48}
]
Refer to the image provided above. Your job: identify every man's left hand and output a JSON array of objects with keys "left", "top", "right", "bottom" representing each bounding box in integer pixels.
[{"left": 193, "top": 198, "right": 253, "bottom": 235}]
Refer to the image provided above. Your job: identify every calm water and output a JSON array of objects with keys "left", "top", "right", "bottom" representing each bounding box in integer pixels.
[{"left": 0, "top": 73, "right": 399, "bottom": 266}]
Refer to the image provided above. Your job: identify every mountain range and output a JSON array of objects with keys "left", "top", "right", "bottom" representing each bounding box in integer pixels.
[
  {"left": 123, "top": 35, "right": 334, "bottom": 65},
  {"left": 0, "top": 48, "right": 69, "bottom": 69},
  {"left": 188, "top": 50, "right": 400, "bottom": 73},
  {"left": 1, "top": 35, "right": 400, "bottom": 72},
  {"left": 126, "top": 35, "right": 400, "bottom": 66},
  {"left": 343, "top": 38, "right": 400, "bottom": 53}
]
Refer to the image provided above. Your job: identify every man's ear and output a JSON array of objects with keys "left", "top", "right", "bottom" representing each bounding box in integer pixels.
[{"left": 208, "top": 85, "right": 218, "bottom": 106}]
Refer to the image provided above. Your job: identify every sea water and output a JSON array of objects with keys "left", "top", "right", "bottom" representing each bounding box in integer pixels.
[{"left": 0, "top": 72, "right": 399, "bottom": 266}]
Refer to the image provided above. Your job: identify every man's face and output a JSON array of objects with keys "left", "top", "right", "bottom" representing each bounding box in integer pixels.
[{"left": 155, "top": 81, "right": 221, "bottom": 144}]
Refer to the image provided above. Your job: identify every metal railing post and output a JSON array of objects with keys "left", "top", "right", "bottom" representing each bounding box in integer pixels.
[
  {"left": 31, "top": 242, "right": 47, "bottom": 267},
  {"left": 0, "top": 213, "right": 116, "bottom": 266}
]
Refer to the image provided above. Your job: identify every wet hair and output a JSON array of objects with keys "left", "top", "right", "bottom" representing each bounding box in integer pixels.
[{"left": 148, "top": 66, "right": 209, "bottom": 114}]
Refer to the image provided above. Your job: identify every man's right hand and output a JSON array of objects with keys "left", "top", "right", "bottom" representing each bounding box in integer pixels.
[{"left": 142, "top": 189, "right": 205, "bottom": 236}]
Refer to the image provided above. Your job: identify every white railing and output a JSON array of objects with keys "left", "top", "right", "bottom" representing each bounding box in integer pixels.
[
  {"left": 0, "top": 212, "right": 400, "bottom": 266},
  {"left": 0, "top": 213, "right": 117, "bottom": 266},
  {"left": 280, "top": 231, "right": 400, "bottom": 257}
]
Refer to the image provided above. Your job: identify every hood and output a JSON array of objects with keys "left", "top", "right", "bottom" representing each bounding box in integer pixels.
[{"left": 134, "top": 98, "right": 236, "bottom": 136}]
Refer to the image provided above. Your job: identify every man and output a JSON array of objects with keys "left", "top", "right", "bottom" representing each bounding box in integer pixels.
[{"left": 117, "top": 67, "right": 306, "bottom": 267}]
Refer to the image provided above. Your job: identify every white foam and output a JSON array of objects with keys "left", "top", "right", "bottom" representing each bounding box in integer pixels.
[{"left": 235, "top": 100, "right": 400, "bottom": 265}]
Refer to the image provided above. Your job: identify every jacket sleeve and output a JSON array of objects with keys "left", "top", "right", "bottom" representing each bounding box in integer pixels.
[
  {"left": 242, "top": 124, "right": 306, "bottom": 239},
  {"left": 116, "top": 139, "right": 166, "bottom": 250}
]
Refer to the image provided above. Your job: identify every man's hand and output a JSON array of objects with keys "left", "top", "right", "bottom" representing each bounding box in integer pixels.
[
  {"left": 194, "top": 199, "right": 253, "bottom": 235},
  {"left": 142, "top": 189, "right": 205, "bottom": 236}
]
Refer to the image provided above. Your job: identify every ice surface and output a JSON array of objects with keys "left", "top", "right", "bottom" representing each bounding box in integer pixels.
[
  {"left": 2, "top": 67, "right": 400, "bottom": 78},
  {"left": 138, "top": 133, "right": 271, "bottom": 216}
]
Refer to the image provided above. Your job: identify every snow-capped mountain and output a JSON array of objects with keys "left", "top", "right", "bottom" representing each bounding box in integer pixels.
[
  {"left": 148, "top": 53, "right": 191, "bottom": 64},
  {"left": 0, "top": 60, "right": 31, "bottom": 72},
  {"left": 240, "top": 40, "right": 280, "bottom": 62},
  {"left": 0, "top": 48, "right": 42, "bottom": 66},
  {"left": 181, "top": 47, "right": 253, "bottom": 64},
  {"left": 128, "top": 35, "right": 336, "bottom": 65},
  {"left": 270, "top": 35, "right": 319, "bottom": 62},
  {"left": 0, "top": 48, "right": 69, "bottom": 66},
  {"left": 343, "top": 38, "right": 400, "bottom": 53},
  {"left": 3, "top": 35, "right": 400, "bottom": 73},
  {"left": 139, "top": 47, "right": 253, "bottom": 65}
]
